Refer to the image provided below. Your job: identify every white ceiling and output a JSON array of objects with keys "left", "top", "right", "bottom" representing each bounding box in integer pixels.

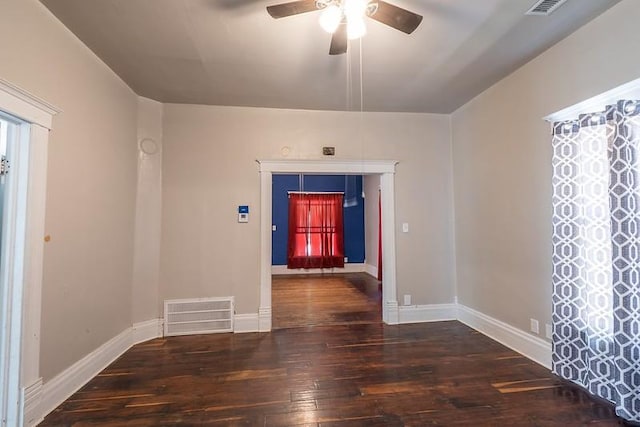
[{"left": 41, "top": 0, "right": 620, "bottom": 113}]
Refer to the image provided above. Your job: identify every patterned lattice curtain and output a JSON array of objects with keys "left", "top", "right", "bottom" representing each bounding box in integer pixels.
[{"left": 552, "top": 100, "right": 640, "bottom": 423}]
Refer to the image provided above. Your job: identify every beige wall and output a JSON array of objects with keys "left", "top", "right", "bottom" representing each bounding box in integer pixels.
[
  {"left": 0, "top": 0, "right": 138, "bottom": 380},
  {"left": 161, "top": 105, "right": 455, "bottom": 313},
  {"left": 451, "top": 0, "right": 640, "bottom": 338},
  {"left": 132, "top": 98, "right": 163, "bottom": 323}
]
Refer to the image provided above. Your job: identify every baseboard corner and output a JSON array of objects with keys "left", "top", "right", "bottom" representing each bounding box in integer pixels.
[
  {"left": 234, "top": 313, "right": 260, "bottom": 333},
  {"left": 22, "top": 377, "right": 43, "bottom": 427},
  {"left": 258, "top": 307, "right": 272, "bottom": 332},
  {"left": 364, "top": 264, "right": 378, "bottom": 279},
  {"left": 457, "top": 304, "right": 552, "bottom": 369},
  {"left": 132, "top": 318, "right": 163, "bottom": 344}
]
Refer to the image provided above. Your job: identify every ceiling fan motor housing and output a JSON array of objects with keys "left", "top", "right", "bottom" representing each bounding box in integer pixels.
[{"left": 315, "top": 0, "right": 379, "bottom": 17}]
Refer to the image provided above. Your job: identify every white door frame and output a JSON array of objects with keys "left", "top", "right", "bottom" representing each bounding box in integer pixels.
[
  {"left": 0, "top": 78, "right": 58, "bottom": 427},
  {"left": 0, "top": 111, "right": 31, "bottom": 427},
  {"left": 257, "top": 159, "right": 399, "bottom": 331}
]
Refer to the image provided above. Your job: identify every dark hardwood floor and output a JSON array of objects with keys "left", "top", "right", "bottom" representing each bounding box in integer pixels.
[
  {"left": 41, "top": 274, "right": 630, "bottom": 426},
  {"left": 272, "top": 273, "right": 382, "bottom": 329}
]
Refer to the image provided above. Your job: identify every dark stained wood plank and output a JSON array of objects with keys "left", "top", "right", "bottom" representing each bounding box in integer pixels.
[
  {"left": 41, "top": 275, "right": 632, "bottom": 426},
  {"left": 272, "top": 273, "right": 382, "bottom": 329}
]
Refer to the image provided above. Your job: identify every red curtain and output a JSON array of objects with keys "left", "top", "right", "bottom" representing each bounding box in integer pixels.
[{"left": 287, "top": 193, "right": 344, "bottom": 269}]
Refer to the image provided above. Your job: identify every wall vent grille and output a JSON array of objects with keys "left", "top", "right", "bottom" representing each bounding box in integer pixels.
[
  {"left": 164, "top": 297, "right": 233, "bottom": 336},
  {"left": 526, "top": 0, "right": 568, "bottom": 16}
]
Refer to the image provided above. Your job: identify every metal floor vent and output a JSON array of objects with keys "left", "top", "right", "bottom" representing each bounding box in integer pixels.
[
  {"left": 526, "top": 0, "right": 568, "bottom": 16},
  {"left": 164, "top": 297, "right": 234, "bottom": 336}
]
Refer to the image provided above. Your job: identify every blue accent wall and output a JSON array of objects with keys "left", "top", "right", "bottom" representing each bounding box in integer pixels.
[{"left": 272, "top": 174, "right": 365, "bottom": 266}]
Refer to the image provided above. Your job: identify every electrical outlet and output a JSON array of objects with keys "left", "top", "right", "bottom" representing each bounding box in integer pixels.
[
  {"left": 530, "top": 318, "right": 539, "bottom": 334},
  {"left": 546, "top": 323, "right": 552, "bottom": 339},
  {"left": 403, "top": 294, "right": 411, "bottom": 305},
  {"left": 344, "top": 256, "right": 348, "bottom": 263},
  {"left": 272, "top": 225, "right": 276, "bottom": 231}
]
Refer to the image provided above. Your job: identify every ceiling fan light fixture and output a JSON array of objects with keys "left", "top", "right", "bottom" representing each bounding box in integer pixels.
[
  {"left": 347, "top": 16, "right": 367, "bottom": 39},
  {"left": 343, "top": 0, "right": 369, "bottom": 19},
  {"left": 319, "top": 4, "right": 342, "bottom": 33},
  {"left": 266, "top": 0, "right": 423, "bottom": 54}
]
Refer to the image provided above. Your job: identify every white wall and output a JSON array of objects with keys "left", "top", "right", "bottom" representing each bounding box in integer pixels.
[
  {"left": 161, "top": 105, "right": 455, "bottom": 314},
  {"left": 0, "top": 0, "right": 138, "bottom": 380},
  {"left": 451, "top": 0, "right": 640, "bottom": 338}
]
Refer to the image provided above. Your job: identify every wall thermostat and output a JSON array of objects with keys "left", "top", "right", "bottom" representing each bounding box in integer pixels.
[{"left": 238, "top": 205, "right": 249, "bottom": 223}]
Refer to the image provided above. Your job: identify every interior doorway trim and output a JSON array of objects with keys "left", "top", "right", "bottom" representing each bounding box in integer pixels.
[
  {"left": 0, "top": 78, "right": 59, "bottom": 426},
  {"left": 257, "top": 159, "right": 399, "bottom": 331}
]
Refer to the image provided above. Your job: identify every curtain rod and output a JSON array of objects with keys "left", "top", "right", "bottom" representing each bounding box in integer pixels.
[{"left": 288, "top": 191, "right": 344, "bottom": 195}]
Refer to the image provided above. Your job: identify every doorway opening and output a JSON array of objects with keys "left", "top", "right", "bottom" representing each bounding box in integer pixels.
[
  {"left": 257, "top": 159, "right": 399, "bottom": 331},
  {"left": 270, "top": 173, "right": 380, "bottom": 329}
]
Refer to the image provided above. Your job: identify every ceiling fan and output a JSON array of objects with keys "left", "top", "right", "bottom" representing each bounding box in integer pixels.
[{"left": 266, "top": 0, "right": 423, "bottom": 55}]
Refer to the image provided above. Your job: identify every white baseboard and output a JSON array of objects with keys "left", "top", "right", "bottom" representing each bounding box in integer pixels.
[
  {"left": 384, "top": 300, "right": 399, "bottom": 325},
  {"left": 271, "top": 263, "right": 366, "bottom": 275},
  {"left": 234, "top": 313, "right": 260, "bottom": 333},
  {"left": 132, "top": 318, "right": 163, "bottom": 344},
  {"left": 457, "top": 304, "right": 551, "bottom": 369},
  {"left": 40, "top": 326, "right": 132, "bottom": 421},
  {"left": 34, "top": 305, "right": 553, "bottom": 423},
  {"left": 259, "top": 307, "right": 272, "bottom": 332},
  {"left": 21, "top": 378, "right": 42, "bottom": 427},
  {"left": 364, "top": 263, "right": 378, "bottom": 278},
  {"left": 398, "top": 304, "right": 457, "bottom": 324},
  {"left": 39, "top": 319, "right": 164, "bottom": 423}
]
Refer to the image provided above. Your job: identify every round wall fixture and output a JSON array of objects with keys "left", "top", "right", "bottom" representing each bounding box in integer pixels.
[
  {"left": 281, "top": 146, "right": 291, "bottom": 157},
  {"left": 139, "top": 138, "right": 159, "bottom": 155}
]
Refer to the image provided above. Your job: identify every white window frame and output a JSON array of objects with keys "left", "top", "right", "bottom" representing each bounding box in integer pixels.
[{"left": 0, "top": 78, "right": 58, "bottom": 427}]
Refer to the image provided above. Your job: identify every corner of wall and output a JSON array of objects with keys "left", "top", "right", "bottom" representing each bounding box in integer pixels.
[
  {"left": 36, "top": 319, "right": 163, "bottom": 425},
  {"left": 447, "top": 112, "right": 459, "bottom": 305},
  {"left": 132, "top": 97, "right": 164, "bottom": 323}
]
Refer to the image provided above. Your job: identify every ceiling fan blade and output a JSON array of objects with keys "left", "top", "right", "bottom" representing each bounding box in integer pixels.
[
  {"left": 369, "top": 0, "right": 423, "bottom": 34},
  {"left": 329, "top": 23, "right": 347, "bottom": 55},
  {"left": 267, "top": 0, "right": 318, "bottom": 18}
]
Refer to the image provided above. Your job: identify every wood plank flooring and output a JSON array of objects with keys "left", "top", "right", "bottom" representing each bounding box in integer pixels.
[
  {"left": 41, "top": 274, "right": 631, "bottom": 426},
  {"left": 272, "top": 273, "right": 381, "bottom": 329}
]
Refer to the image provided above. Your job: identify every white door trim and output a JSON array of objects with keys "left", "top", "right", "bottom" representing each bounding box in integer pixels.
[
  {"left": 0, "top": 78, "right": 59, "bottom": 427},
  {"left": 0, "top": 79, "right": 59, "bottom": 129},
  {"left": 256, "top": 159, "right": 399, "bottom": 330}
]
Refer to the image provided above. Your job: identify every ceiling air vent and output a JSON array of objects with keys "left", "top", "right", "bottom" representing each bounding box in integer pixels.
[{"left": 526, "top": 0, "right": 568, "bottom": 16}]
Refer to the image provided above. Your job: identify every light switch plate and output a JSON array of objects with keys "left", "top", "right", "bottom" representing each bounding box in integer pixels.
[
  {"left": 272, "top": 225, "right": 276, "bottom": 231},
  {"left": 402, "top": 223, "right": 409, "bottom": 233},
  {"left": 530, "top": 318, "right": 539, "bottom": 334}
]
